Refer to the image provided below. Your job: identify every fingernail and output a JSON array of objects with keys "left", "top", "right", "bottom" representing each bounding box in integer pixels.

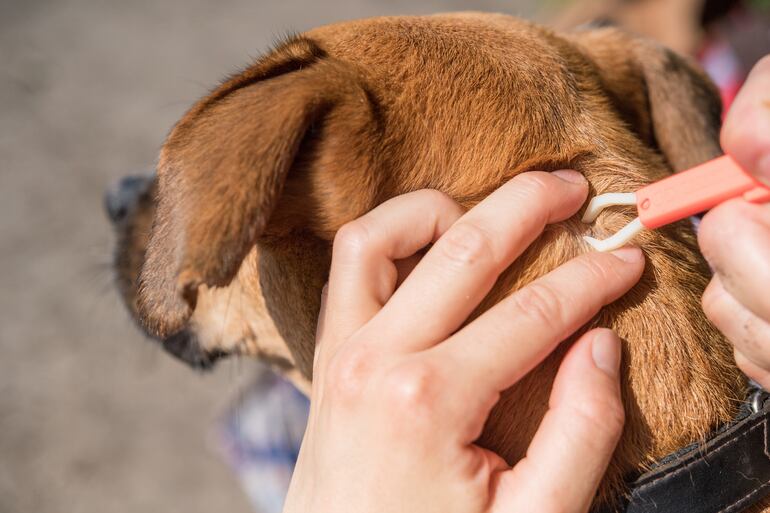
[
  {"left": 757, "top": 154, "right": 770, "bottom": 186},
  {"left": 592, "top": 330, "right": 621, "bottom": 377},
  {"left": 610, "top": 246, "right": 643, "bottom": 263},
  {"left": 552, "top": 169, "right": 586, "bottom": 185}
]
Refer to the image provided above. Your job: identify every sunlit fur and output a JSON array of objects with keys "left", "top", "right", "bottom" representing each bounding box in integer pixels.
[{"left": 122, "top": 13, "right": 752, "bottom": 509}]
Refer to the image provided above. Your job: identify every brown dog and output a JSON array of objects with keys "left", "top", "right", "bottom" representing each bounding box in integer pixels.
[{"left": 111, "top": 13, "right": 755, "bottom": 509}]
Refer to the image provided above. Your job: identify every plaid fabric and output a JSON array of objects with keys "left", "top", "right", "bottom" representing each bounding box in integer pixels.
[{"left": 218, "top": 368, "right": 310, "bottom": 513}]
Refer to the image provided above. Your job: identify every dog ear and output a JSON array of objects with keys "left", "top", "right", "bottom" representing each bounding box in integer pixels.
[
  {"left": 138, "top": 37, "right": 375, "bottom": 338},
  {"left": 569, "top": 27, "right": 723, "bottom": 171}
]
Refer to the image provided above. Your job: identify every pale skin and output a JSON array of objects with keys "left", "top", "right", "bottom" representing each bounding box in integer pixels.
[
  {"left": 700, "top": 57, "right": 770, "bottom": 389},
  {"left": 283, "top": 58, "right": 770, "bottom": 513},
  {"left": 283, "top": 169, "right": 645, "bottom": 513}
]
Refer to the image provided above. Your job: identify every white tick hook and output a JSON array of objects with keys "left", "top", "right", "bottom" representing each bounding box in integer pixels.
[{"left": 581, "top": 193, "right": 642, "bottom": 252}]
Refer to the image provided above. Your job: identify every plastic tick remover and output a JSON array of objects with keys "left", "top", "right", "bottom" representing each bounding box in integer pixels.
[{"left": 581, "top": 155, "right": 770, "bottom": 252}]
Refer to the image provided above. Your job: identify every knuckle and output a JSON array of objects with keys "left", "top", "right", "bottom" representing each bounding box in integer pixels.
[
  {"left": 326, "top": 345, "right": 372, "bottom": 402},
  {"left": 416, "top": 188, "right": 454, "bottom": 207},
  {"left": 510, "top": 283, "right": 564, "bottom": 326},
  {"left": 414, "top": 189, "right": 464, "bottom": 222},
  {"left": 438, "top": 221, "right": 495, "bottom": 267},
  {"left": 334, "top": 220, "right": 373, "bottom": 258},
  {"left": 382, "top": 360, "right": 442, "bottom": 417}
]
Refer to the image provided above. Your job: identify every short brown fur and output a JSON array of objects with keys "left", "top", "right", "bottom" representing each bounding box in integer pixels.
[{"left": 128, "top": 13, "right": 757, "bottom": 509}]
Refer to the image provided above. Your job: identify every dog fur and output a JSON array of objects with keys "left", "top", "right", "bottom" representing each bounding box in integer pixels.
[{"left": 115, "top": 13, "right": 755, "bottom": 508}]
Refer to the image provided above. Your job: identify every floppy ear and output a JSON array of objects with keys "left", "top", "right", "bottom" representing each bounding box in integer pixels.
[
  {"left": 568, "top": 27, "right": 723, "bottom": 171},
  {"left": 138, "top": 37, "right": 377, "bottom": 338}
]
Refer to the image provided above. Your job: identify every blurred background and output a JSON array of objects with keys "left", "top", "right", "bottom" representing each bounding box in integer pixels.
[{"left": 1, "top": 0, "right": 768, "bottom": 512}]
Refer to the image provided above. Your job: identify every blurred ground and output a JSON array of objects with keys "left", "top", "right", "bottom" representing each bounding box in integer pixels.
[{"left": 0, "top": 1, "right": 540, "bottom": 511}]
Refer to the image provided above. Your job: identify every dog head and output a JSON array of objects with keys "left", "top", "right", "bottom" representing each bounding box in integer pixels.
[
  {"left": 105, "top": 172, "right": 301, "bottom": 378},
  {"left": 113, "top": 13, "right": 744, "bottom": 502}
]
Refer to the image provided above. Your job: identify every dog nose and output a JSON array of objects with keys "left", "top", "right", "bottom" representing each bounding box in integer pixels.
[
  {"left": 162, "top": 330, "right": 228, "bottom": 370},
  {"left": 104, "top": 174, "right": 153, "bottom": 224}
]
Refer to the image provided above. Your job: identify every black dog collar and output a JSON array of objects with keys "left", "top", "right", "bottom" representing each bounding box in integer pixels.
[{"left": 597, "top": 389, "right": 770, "bottom": 513}]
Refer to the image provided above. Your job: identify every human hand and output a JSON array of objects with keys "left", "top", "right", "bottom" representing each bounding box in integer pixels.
[
  {"left": 282, "top": 170, "right": 645, "bottom": 513},
  {"left": 699, "top": 57, "right": 770, "bottom": 389}
]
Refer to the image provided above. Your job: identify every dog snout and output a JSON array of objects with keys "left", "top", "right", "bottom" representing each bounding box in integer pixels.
[
  {"left": 162, "top": 330, "right": 229, "bottom": 370},
  {"left": 104, "top": 174, "right": 154, "bottom": 225}
]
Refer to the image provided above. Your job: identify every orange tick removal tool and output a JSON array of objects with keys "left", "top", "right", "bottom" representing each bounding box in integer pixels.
[{"left": 581, "top": 155, "right": 770, "bottom": 252}]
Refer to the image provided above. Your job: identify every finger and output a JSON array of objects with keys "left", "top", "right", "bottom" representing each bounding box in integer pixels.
[
  {"left": 324, "top": 189, "right": 463, "bottom": 345},
  {"left": 734, "top": 349, "right": 770, "bottom": 391},
  {"left": 493, "top": 329, "right": 624, "bottom": 513},
  {"left": 699, "top": 199, "right": 770, "bottom": 322},
  {"left": 702, "top": 275, "right": 770, "bottom": 370},
  {"left": 721, "top": 55, "right": 770, "bottom": 185},
  {"left": 394, "top": 252, "right": 425, "bottom": 288},
  {"left": 362, "top": 170, "right": 589, "bottom": 353},
  {"left": 313, "top": 283, "right": 330, "bottom": 365},
  {"left": 434, "top": 247, "right": 643, "bottom": 393}
]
